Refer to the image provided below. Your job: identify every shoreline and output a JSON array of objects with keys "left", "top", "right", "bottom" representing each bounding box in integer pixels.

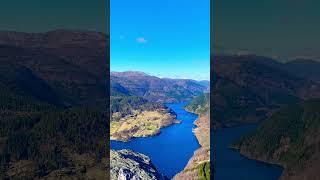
[
  {"left": 110, "top": 109, "right": 179, "bottom": 142},
  {"left": 226, "top": 125, "right": 285, "bottom": 169},
  {"left": 225, "top": 125, "right": 285, "bottom": 179},
  {"left": 110, "top": 119, "right": 181, "bottom": 142},
  {"left": 111, "top": 102, "right": 202, "bottom": 179},
  {"left": 174, "top": 107, "right": 210, "bottom": 179},
  {"left": 229, "top": 146, "right": 285, "bottom": 168}
]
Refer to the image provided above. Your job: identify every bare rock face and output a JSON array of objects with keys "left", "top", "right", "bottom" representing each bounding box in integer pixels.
[
  {"left": 118, "top": 168, "right": 141, "bottom": 180},
  {"left": 110, "top": 149, "right": 165, "bottom": 180}
]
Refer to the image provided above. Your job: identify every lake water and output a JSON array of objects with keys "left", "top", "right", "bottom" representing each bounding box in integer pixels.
[
  {"left": 110, "top": 102, "right": 200, "bottom": 178},
  {"left": 214, "top": 124, "right": 283, "bottom": 180}
]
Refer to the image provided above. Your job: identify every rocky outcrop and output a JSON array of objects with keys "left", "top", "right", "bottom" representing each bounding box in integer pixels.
[
  {"left": 6, "top": 160, "right": 39, "bottom": 179},
  {"left": 110, "top": 149, "right": 165, "bottom": 180}
]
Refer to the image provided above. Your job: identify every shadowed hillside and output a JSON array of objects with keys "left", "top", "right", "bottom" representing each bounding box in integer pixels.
[
  {"left": 212, "top": 55, "right": 320, "bottom": 180},
  {"left": 0, "top": 30, "right": 108, "bottom": 107},
  {"left": 212, "top": 55, "right": 320, "bottom": 128},
  {"left": 0, "top": 30, "right": 109, "bottom": 179},
  {"left": 235, "top": 99, "right": 320, "bottom": 180}
]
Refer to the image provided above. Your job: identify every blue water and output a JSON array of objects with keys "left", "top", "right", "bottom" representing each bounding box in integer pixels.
[
  {"left": 111, "top": 102, "right": 200, "bottom": 178},
  {"left": 214, "top": 124, "right": 283, "bottom": 180}
]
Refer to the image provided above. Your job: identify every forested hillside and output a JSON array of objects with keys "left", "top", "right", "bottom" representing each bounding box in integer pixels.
[
  {"left": 0, "top": 30, "right": 109, "bottom": 179},
  {"left": 235, "top": 99, "right": 320, "bottom": 180},
  {"left": 212, "top": 55, "right": 320, "bottom": 128},
  {"left": 110, "top": 82, "right": 177, "bottom": 141},
  {"left": 185, "top": 93, "right": 210, "bottom": 115}
]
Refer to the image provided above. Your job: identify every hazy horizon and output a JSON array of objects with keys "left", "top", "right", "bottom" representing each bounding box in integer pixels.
[{"left": 111, "top": 70, "right": 210, "bottom": 81}]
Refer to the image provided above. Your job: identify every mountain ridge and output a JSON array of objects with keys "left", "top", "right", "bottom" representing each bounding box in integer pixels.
[
  {"left": 0, "top": 30, "right": 109, "bottom": 108},
  {"left": 111, "top": 71, "right": 208, "bottom": 103}
]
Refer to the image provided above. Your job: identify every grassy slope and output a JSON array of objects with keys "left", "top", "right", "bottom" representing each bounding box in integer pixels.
[
  {"left": 110, "top": 85, "right": 178, "bottom": 141},
  {"left": 110, "top": 110, "right": 177, "bottom": 141}
]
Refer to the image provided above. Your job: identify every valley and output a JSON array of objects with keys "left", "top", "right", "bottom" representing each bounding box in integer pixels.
[
  {"left": 110, "top": 72, "right": 210, "bottom": 179},
  {"left": 110, "top": 102, "right": 202, "bottom": 179}
]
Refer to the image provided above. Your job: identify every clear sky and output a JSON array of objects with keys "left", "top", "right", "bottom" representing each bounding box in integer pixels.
[
  {"left": 111, "top": 0, "right": 210, "bottom": 80},
  {"left": 214, "top": 0, "right": 320, "bottom": 61},
  {"left": 0, "top": 0, "right": 108, "bottom": 33}
]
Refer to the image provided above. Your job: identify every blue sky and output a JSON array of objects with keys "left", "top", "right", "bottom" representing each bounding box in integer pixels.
[{"left": 111, "top": 0, "right": 210, "bottom": 80}]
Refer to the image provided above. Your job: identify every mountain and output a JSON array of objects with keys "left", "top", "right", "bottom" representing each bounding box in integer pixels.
[
  {"left": 111, "top": 71, "right": 208, "bottom": 103},
  {"left": 234, "top": 99, "right": 320, "bottom": 180},
  {"left": 196, "top": 80, "right": 210, "bottom": 87},
  {"left": 212, "top": 55, "right": 320, "bottom": 128},
  {"left": 0, "top": 30, "right": 108, "bottom": 108},
  {"left": 284, "top": 59, "right": 320, "bottom": 81},
  {"left": 0, "top": 30, "right": 109, "bottom": 179},
  {"left": 0, "top": 62, "right": 63, "bottom": 108},
  {"left": 110, "top": 71, "right": 207, "bottom": 141},
  {"left": 193, "top": 80, "right": 210, "bottom": 91},
  {"left": 185, "top": 93, "right": 210, "bottom": 115}
]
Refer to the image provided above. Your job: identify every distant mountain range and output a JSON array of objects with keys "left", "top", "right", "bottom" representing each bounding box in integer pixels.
[
  {"left": 111, "top": 71, "right": 209, "bottom": 103},
  {"left": 110, "top": 71, "right": 208, "bottom": 142}
]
